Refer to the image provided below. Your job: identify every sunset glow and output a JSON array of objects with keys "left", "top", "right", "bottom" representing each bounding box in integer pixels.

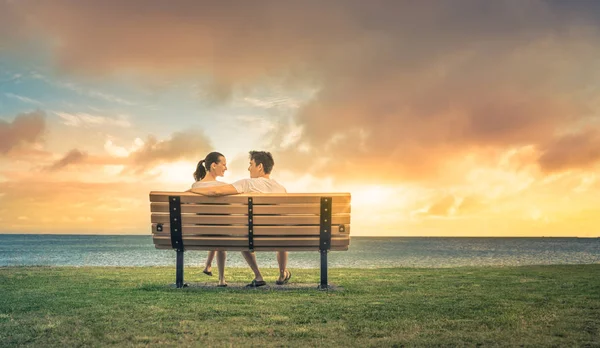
[{"left": 1, "top": 1, "right": 599, "bottom": 237}]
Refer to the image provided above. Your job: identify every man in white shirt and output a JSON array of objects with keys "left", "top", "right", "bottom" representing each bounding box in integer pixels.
[{"left": 189, "top": 151, "right": 290, "bottom": 287}]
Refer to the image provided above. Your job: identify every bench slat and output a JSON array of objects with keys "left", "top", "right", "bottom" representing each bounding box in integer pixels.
[
  {"left": 151, "top": 214, "right": 351, "bottom": 225},
  {"left": 150, "top": 202, "right": 351, "bottom": 214},
  {"left": 150, "top": 192, "right": 351, "bottom": 204},
  {"left": 154, "top": 245, "right": 349, "bottom": 251},
  {"left": 151, "top": 224, "right": 350, "bottom": 236},
  {"left": 151, "top": 203, "right": 247, "bottom": 214},
  {"left": 153, "top": 236, "right": 349, "bottom": 247}
]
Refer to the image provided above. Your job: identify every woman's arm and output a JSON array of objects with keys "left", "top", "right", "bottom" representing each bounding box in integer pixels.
[{"left": 188, "top": 184, "right": 239, "bottom": 196}]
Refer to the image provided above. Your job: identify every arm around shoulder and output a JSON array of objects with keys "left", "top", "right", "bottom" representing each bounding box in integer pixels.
[{"left": 189, "top": 184, "right": 239, "bottom": 196}]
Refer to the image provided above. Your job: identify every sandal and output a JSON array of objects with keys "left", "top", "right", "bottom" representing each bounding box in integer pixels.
[
  {"left": 275, "top": 270, "right": 292, "bottom": 285},
  {"left": 202, "top": 270, "right": 213, "bottom": 276},
  {"left": 245, "top": 279, "right": 267, "bottom": 288},
  {"left": 284, "top": 271, "right": 292, "bottom": 284}
]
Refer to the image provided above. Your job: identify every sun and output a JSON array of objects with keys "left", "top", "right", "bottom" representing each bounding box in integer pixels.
[
  {"left": 352, "top": 185, "right": 390, "bottom": 206},
  {"left": 152, "top": 160, "right": 198, "bottom": 185}
]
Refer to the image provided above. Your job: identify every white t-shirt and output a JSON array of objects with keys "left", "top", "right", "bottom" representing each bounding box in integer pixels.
[
  {"left": 191, "top": 180, "right": 228, "bottom": 189},
  {"left": 231, "top": 177, "right": 287, "bottom": 193}
]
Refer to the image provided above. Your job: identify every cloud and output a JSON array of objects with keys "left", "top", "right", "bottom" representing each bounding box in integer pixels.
[
  {"left": 242, "top": 96, "right": 300, "bottom": 109},
  {"left": 1, "top": 126, "right": 213, "bottom": 176},
  {"left": 104, "top": 137, "right": 144, "bottom": 158},
  {"left": 455, "top": 196, "right": 485, "bottom": 215},
  {"left": 4, "top": 93, "right": 42, "bottom": 105},
  {"left": 43, "top": 149, "right": 88, "bottom": 171},
  {"left": 128, "top": 131, "right": 213, "bottom": 171},
  {"left": 0, "top": 2, "right": 27, "bottom": 49},
  {"left": 54, "top": 111, "right": 131, "bottom": 128},
  {"left": 3, "top": 1, "right": 600, "bottom": 181},
  {"left": 538, "top": 129, "right": 600, "bottom": 173},
  {"left": 84, "top": 90, "right": 135, "bottom": 106},
  {"left": 426, "top": 195, "right": 456, "bottom": 217},
  {"left": 0, "top": 73, "right": 23, "bottom": 86},
  {"left": 0, "top": 110, "right": 46, "bottom": 155},
  {"left": 25, "top": 72, "right": 137, "bottom": 106},
  {"left": 26, "top": 131, "right": 213, "bottom": 175}
]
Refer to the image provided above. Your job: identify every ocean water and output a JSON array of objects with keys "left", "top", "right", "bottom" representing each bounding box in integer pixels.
[{"left": 0, "top": 234, "right": 599, "bottom": 268}]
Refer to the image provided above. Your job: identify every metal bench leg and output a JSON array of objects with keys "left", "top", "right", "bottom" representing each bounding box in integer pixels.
[
  {"left": 175, "top": 250, "right": 187, "bottom": 288},
  {"left": 318, "top": 250, "right": 330, "bottom": 290}
]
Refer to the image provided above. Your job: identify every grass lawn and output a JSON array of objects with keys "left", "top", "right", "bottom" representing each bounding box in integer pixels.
[{"left": 1, "top": 265, "right": 599, "bottom": 347}]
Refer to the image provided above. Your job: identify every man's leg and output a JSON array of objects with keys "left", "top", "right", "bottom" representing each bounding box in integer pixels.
[
  {"left": 241, "top": 251, "right": 264, "bottom": 282},
  {"left": 216, "top": 251, "right": 227, "bottom": 286},
  {"left": 276, "top": 251, "right": 289, "bottom": 283}
]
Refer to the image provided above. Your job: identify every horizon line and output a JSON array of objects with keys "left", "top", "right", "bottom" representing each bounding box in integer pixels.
[{"left": 0, "top": 232, "right": 597, "bottom": 238}]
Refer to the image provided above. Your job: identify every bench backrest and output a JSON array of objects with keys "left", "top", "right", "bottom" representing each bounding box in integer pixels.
[{"left": 150, "top": 192, "right": 351, "bottom": 251}]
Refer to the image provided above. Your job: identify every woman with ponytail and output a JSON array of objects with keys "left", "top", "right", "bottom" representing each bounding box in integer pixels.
[{"left": 190, "top": 151, "right": 229, "bottom": 287}]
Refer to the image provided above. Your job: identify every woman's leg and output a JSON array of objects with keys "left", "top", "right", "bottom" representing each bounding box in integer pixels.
[
  {"left": 203, "top": 250, "right": 216, "bottom": 274},
  {"left": 276, "top": 251, "right": 288, "bottom": 282},
  {"left": 216, "top": 251, "right": 227, "bottom": 285}
]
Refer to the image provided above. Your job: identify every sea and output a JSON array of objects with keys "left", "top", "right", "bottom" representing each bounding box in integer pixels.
[{"left": 1, "top": 234, "right": 599, "bottom": 268}]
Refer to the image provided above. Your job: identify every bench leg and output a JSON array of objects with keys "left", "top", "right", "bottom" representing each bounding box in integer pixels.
[
  {"left": 175, "top": 250, "right": 187, "bottom": 288},
  {"left": 318, "top": 250, "right": 330, "bottom": 290}
]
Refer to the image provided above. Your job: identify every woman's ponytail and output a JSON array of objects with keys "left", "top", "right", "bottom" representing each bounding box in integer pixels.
[{"left": 193, "top": 159, "right": 207, "bottom": 181}]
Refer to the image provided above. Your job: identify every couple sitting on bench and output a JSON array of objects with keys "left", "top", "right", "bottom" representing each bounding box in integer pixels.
[{"left": 188, "top": 150, "right": 291, "bottom": 288}]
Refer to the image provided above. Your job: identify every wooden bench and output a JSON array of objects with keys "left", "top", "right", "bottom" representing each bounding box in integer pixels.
[{"left": 149, "top": 192, "right": 352, "bottom": 288}]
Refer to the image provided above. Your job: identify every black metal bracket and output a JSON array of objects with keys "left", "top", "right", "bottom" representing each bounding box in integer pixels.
[
  {"left": 248, "top": 197, "right": 254, "bottom": 251},
  {"left": 169, "top": 196, "right": 183, "bottom": 252},
  {"left": 317, "top": 249, "right": 331, "bottom": 290},
  {"left": 175, "top": 250, "right": 188, "bottom": 288},
  {"left": 319, "top": 197, "right": 332, "bottom": 251},
  {"left": 318, "top": 197, "right": 332, "bottom": 290},
  {"left": 168, "top": 196, "right": 186, "bottom": 288}
]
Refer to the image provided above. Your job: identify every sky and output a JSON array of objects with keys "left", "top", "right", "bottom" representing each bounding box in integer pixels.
[{"left": 0, "top": 0, "right": 599, "bottom": 237}]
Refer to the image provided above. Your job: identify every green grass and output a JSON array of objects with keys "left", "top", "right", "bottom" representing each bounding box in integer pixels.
[{"left": 1, "top": 265, "right": 599, "bottom": 347}]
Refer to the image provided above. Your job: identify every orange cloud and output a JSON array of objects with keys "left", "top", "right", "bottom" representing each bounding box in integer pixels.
[
  {"left": 43, "top": 149, "right": 88, "bottom": 172},
  {"left": 0, "top": 111, "right": 213, "bottom": 176},
  {"left": 0, "top": 1, "right": 27, "bottom": 48},
  {"left": 0, "top": 111, "right": 46, "bottom": 154},
  {"left": 455, "top": 196, "right": 485, "bottom": 216},
  {"left": 128, "top": 131, "right": 213, "bottom": 172},
  {"left": 538, "top": 129, "right": 600, "bottom": 173},
  {"left": 2, "top": 1, "right": 600, "bottom": 183},
  {"left": 426, "top": 195, "right": 456, "bottom": 217}
]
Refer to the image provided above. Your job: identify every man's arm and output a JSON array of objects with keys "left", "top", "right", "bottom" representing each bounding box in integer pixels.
[{"left": 187, "top": 184, "right": 239, "bottom": 196}]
